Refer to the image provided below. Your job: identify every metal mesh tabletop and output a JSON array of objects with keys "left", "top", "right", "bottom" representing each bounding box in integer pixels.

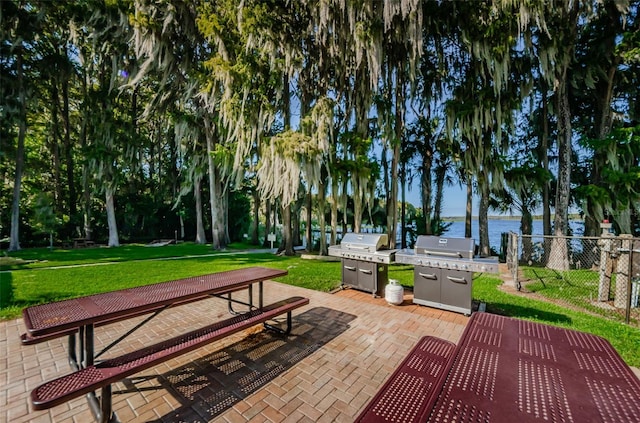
[
  {"left": 427, "top": 312, "right": 640, "bottom": 423},
  {"left": 23, "top": 267, "right": 287, "bottom": 336}
]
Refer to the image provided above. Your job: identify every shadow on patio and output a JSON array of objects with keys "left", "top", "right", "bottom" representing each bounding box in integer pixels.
[{"left": 134, "top": 307, "right": 356, "bottom": 422}]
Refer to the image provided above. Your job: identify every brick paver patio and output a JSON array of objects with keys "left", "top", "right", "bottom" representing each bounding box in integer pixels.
[{"left": 1, "top": 281, "right": 467, "bottom": 422}]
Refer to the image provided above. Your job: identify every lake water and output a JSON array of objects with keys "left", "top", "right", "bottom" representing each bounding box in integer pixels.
[
  {"left": 330, "top": 219, "right": 585, "bottom": 251},
  {"left": 440, "top": 219, "right": 585, "bottom": 250}
]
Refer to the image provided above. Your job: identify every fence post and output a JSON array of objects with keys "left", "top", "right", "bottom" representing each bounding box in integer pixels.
[
  {"left": 597, "top": 221, "right": 614, "bottom": 302},
  {"left": 632, "top": 240, "right": 640, "bottom": 308},
  {"left": 507, "top": 232, "right": 519, "bottom": 289},
  {"left": 614, "top": 234, "right": 633, "bottom": 309}
]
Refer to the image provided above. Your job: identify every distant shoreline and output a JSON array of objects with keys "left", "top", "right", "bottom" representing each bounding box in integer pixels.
[{"left": 442, "top": 214, "right": 584, "bottom": 222}]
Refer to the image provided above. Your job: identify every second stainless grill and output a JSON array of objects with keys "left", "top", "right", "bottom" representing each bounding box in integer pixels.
[
  {"left": 328, "top": 233, "right": 396, "bottom": 297},
  {"left": 396, "top": 235, "right": 499, "bottom": 315}
]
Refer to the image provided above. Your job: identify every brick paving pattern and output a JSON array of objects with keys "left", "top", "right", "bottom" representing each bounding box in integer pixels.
[{"left": 1, "top": 281, "right": 468, "bottom": 422}]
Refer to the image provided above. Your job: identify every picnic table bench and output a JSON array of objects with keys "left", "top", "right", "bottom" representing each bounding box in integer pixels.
[
  {"left": 357, "top": 312, "right": 640, "bottom": 423},
  {"left": 21, "top": 266, "right": 308, "bottom": 423}
]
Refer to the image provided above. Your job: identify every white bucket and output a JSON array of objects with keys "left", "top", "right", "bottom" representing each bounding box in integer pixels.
[{"left": 385, "top": 279, "right": 404, "bottom": 305}]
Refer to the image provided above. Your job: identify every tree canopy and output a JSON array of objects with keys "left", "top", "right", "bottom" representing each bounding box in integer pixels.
[{"left": 2, "top": 0, "right": 639, "bottom": 261}]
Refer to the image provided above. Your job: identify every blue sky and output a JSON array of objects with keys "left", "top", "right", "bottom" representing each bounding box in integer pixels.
[{"left": 404, "top": 184, "right": 470, "bottom": 217}]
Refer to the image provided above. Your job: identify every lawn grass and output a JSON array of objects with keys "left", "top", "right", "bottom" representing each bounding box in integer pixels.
[
  {"left": 2, "top": 244, "right": 640, "bottom": 366},
  {"left": 520, "top": 265, "right": 639, "bottom": 325},
  {"left": 0, "top": 242, "right": 256, "bottom": 270},
  {"left": 473, "top": 274, "right": 640, "bottom": 366},
  {"left": 0, "top": 252, "right": 342, "bottom": 319}
]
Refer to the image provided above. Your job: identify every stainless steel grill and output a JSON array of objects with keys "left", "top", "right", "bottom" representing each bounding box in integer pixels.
[
  {"left": 328, "top": 233, "right": 397, "bottom": 297},
  {"left": 395, "top": 235, "right": 499, "bottom": 315}
]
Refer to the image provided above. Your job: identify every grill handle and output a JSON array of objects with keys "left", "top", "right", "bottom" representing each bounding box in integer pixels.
[
  {"left": 418, "top": 272, "right": 438, "bottom": 280},
  {"left": 447, "top": 276, "right": 468, "bottom": 284},
  {"left": 343, "top": 245, "right": 373, "bottom": 252},
  {"left": 344, "top": 266, "right": 356, "bottom": 271},
  {"left": 422, "top": 250, "right": 463, "bottom": 258},
  {"left": 359, "top": 269, "right": 373, "bottom": 275}
]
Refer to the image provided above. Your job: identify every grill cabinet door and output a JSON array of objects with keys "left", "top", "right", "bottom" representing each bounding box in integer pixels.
[
  {"left": 440, "top": 269, "right": 472, "bottom": 313},
  {"left": 341, "top": 259, "right": 388, "bottom": 296},
  {"left": 356, "top": 261, "right": 376, "bottom": 293},
  {"left": 414, "top": 266, "right": 441, "bottom": 303},
  {"left": 342, "top": 259, "right": 359, "bottom": 287}
]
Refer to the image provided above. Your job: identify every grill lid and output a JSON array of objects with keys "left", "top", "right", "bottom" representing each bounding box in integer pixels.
[
  {"left": 340, "top": 233, "right": 389, "bottom": 252},
  {"left": 414, "top": 235, "right": 475, "bottom": 259}
]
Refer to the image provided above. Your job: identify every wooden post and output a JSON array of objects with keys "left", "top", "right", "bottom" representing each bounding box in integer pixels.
[
  {"left": 614, "top": 234, "right": 632, "bottom": 309},
  {"left": 597, "top": 221, "right": 613, "bottom": 302}
]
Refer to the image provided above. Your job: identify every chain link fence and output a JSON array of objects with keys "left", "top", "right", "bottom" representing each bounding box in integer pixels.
[{"left": 505, "top": 232, "right": 640, "bottom": 326}]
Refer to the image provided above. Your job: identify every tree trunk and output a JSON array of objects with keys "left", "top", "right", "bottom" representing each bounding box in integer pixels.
[
  {"left": 105, "top": 186, "right": 119, "bottom": 247},
  {"left": 318, "top": 180, "right": 327, "bottom": 255},
  {"left": 208, "top": 166, "right": 226, "bottom": 250},
  {"left": 281, "top": 204, "right": 295, "bottom": 255},
  {"left": 387, "top": 68, "right": 403, "bottom": 249},
  {"left": 330, "top": 177, "right": 339, "bottom": 244},
  {"left": 547, "top": 2, "right": 579, "bottom": 270},
  {"left": 382, "top": 143, "right": 390, "bottom": 228},
  {"left": 279, "top": 73, "right": 295, "bottom": 252},
  {"left": 50, "top": 79, "right": 64, "bottom": 212},
  {"left": 387, "top": 140, "right": 399, "bottom": 247},
  {"left": 433, "top": 162, "right": 446, "bottom": 235},
  {"left": 353, "top": 185, "right": 363, "bottom": 233},
  {"left": 465, "top": 174, "right": 473, "bottom": 239},
  {"left": 205, "top": 117, "right": 226, "bottom": 250},
  {"left": 540, "top": 85, "right": 552, "bottom": 238},
  {"left": 585, "top": 6, "right": 619, "bottom": 237},
  {"left": 421, "top": 147, "right": 433, "bottom": 235},
  {"left": 548, "top": 76, "right": 571, "bottom": 270},
  {"left": 251, "top": 188, "right": 260, "bottom": 245},
  {"left": 62, "top": 73, "right": 76, "bottom": 216},
  {"left": 194, "top": 175, "right": 206, "bottom": 244},
  {"left": 478, "top": 172, "right": 490, "bottom": 257},
  {"left": 80, "top": 59, "right": 92, "bottom": 241},
  {"left": 263, "top": 201, "right": 272, "bottom": 248},
  {"left": 306, "top": 192, "right": 312, "bottom": 252},
  {"left": 9, "top": 53, "right": 26, "bottom": 252},
  {"left": 222, "top": 189, "right": 230, "bottom": 246},
  {"left": 292, "top": 199, "right": 302, "bottom": 246},
  {"left": 401, "top": 167, "right": 406, "bottom": 249},
  {"left": 521, "top": 208, "right": 533, "bottom": 263}
]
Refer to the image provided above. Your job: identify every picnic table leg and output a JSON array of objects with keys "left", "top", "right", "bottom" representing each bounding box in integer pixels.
[
  {"left": 69, "top": 326, "right": 118, "bottom": 422},
  {"left": 79, "top": 326, "right": 86, "bottom": 368},
  {"left": 227, "top": 292, "right": 237, "bottom": 314},
  {"left": 227, "top": 283, "right": 256, "bottom": 315},
  {"left": 68, "top": 333, "right": 78, "bottom": 369},
  {"left": 263, "top": 310, "right": 293, "bottom": 335},
  {"left": 76, "top": 324, "right": 95, "bottom": 368},
  {"left": 68, "top": 327, "right": 93, "bottom": 369},
  {"left": 100, "top": 385, "right": 115, "bottom": 423},
  {"left": 85, "top": 324, "right": 94, "bottom": 366},
  {"left": 84, "top": 386, "right": 118, "bottom": 423}
]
